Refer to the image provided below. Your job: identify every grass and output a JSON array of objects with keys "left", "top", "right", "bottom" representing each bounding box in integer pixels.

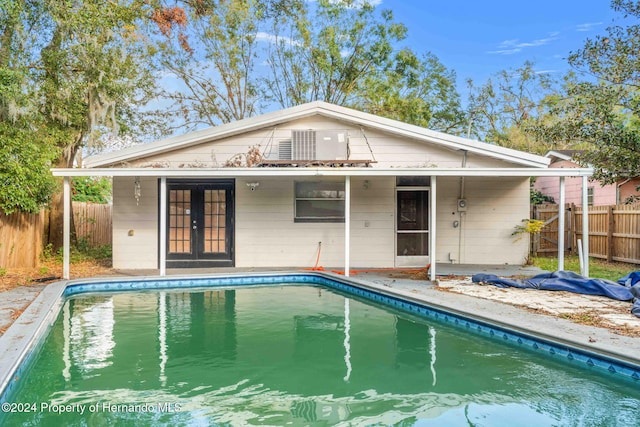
[
  {"left": 42, "top": 240, "right": 112, "bottom": 266},
  {"left": 559, "top": 310, "right": 603, "bottom": 326},
  {"left": 531, "top": 255, "right": 635, "bottom": 282}
]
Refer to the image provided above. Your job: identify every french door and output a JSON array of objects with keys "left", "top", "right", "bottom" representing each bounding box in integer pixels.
[{"left": 166, "top": 180, "right": 234, "bottom": 268}]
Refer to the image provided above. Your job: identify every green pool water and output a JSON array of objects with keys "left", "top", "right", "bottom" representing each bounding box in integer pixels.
[{"left": 2, "top": 284, "right": 639, "bottom": 426}]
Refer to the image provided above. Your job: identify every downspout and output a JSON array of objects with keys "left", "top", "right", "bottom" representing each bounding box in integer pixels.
[
  {"left": 458, "top": 150, "right": 467, "bottom": 263},
  {"left": 459, "top": 151, "right": 467, "bottom": 198}
]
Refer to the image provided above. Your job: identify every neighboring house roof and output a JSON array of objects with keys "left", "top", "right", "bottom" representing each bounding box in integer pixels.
[
  {"left": 544, "top": 150, "right": 584, "bottom": 163},
  {"left": 85, "top": 101, "right": 551, "bottom": 169}
]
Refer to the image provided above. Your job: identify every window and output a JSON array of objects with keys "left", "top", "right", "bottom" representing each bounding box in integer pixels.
[
  {"left": 295, "top": 181, "right": 345, "bottom": 222},
  {"left": 396, "top": 176, "right": 431, "bottom": 187},
  {"left": 588, "top": 187, "right": 594, "bottom": 206}
]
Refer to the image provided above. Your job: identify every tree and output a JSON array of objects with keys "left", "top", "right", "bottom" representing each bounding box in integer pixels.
[
  {"left": 155, "top": 0, "right": 266, "bottom": 130},
  {"left": 42, "top": 1, "right": 164, "bottom": 249},
  {"left": 356, "top": 50, "right": 466, "bottom": 133},
  {"left": 0, "top": 0, "right": 164, "bottom": 248},
  {"left": 38, "top": 0, "right": 160, "bottom": 166},
  {"left": 263, "top": 0, "right": 465, "bottom": 130},
  {"left": 0, "top": 121, "right": 60, "bottom": 214},
  {"left": 72, "top": 177, "right": 111, "bottom": 204},
  {"left": 466, "top": 61, "right": 560, "bottom": 152},
  {"left": 530, "top": 0, "right": 640, "bottom": 183},
  {"left": 159, "top": 0, "right": 465, "bottom": 133},
  {"left": 263, "top": 1, "right": 408, "bottom": 107},
  {"left": 0, "top": 2, "right": 60, "bottom": 214}
]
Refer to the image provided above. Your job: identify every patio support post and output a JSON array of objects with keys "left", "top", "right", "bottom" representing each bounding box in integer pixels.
[
  {"left": 430, "top": 176, "right": 437, "bottom": 281},
  {"left": 63, "top": 176, "right": 71, "bottom": 280},
  {"left": 558, "top": 176, "right": 565, "bottom": 271},
  {"left": 582, "top": 175, "right": 589, "bottom": 277},
  {"left": 345, "top": 175, "right": 351, "bottom": 277},
  {"left": 159, "top": 177, "right": 167, "bottom": 276}
]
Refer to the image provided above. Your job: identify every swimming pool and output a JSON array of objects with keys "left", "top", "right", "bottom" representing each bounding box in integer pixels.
[{"left": 1, "top": 273, "right": 639, "bottom": 425}]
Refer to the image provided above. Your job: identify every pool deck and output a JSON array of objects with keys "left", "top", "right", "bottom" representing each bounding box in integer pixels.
[{"left": 1, "top": 264, "right": 639, "bottom": 371}]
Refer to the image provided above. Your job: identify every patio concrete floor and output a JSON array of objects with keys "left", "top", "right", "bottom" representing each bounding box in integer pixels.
[{"left": 1, "top": 264, "right": 639, "bottom": 364}]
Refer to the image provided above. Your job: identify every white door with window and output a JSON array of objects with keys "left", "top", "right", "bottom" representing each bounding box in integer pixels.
[{"left": 396, "top": 183, "right": 430, "bottom": 267}]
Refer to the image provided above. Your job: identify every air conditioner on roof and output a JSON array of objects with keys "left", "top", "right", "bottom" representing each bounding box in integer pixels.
[
  {"left": 292, "top": 130, "right": 317, "bottom": 160},
  {"left": 288, "top": 130, "right": 348, "bottom": 161}
]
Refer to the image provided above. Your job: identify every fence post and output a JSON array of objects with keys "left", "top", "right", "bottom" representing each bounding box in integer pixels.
[
  {"left": 607, "top": 205, "right": 614, "bottom": 263},
  {"left": 569, "top": 203, "right": 576, "bottom": 255},
  {"left": 531, "top": 204, "right": 538, "bottom": 257}
]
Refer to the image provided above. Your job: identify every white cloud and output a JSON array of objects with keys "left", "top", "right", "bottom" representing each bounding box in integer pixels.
[
  {"left": 254, "top": 32, "right": 302, "bottom": 47},
  {"left": 576, "top": 22, "right": 602, "bottom": 32},
  {"left": 307, "top": 0, "right": 383, "bottom": 7},
  {"left": 488, "top": 48, "right": 522, "bottom": 55},
  {"left": 487, "top": 32, "right": 560, "bottom": 55}
]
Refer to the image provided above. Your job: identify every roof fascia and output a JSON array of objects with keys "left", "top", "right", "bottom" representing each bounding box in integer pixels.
[
  {"left": 52, "top": 166, "right": 593, "bottom": 178},
  {"left": 315, "top": 104, "right": 550, "bottom": 168},
  {"left": 545, "top": 150, "right": 574, "bottom": 162}
]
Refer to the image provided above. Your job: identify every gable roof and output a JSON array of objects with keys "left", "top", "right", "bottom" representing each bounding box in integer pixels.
[{"left": 85, "top": 101, "right": 550, "bottom": 168}]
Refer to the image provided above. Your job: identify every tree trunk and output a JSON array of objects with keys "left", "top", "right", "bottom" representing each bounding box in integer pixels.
[
  {"left": 46, "top": 187, "right": 70, "bottom": 252},
  {"left": 45, "top": 154, "right": 78, "bottom": 252}
]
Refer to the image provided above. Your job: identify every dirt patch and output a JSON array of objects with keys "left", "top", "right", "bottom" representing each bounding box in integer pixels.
[
  {"left": 0, "top": 260, "right": 114, "bottom": 292},
  {"left": 434, "top": 281, "right": 640, "bottom": 338},
  {"left": 0, "top": 307, "right": 26, "bottom": 336}
]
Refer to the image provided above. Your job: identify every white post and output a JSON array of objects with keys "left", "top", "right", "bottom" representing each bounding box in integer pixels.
[
  {"left": 429, "top": 176, "right": 437, "bottom": 281},
  {"left": 159, "top": 177, "right": 167, "bottom": 276},
  {"left": 63, "top": 176, "right": 71, "bottom": 280},
  {"left": 558, "top": 177, "right": 565, "bottom": 271},
  {"left": 582, "top": 175, "right": 589, "bottom": 277},
  {"left": 344, "top": 176, "right": 351, "bottom": 277}
]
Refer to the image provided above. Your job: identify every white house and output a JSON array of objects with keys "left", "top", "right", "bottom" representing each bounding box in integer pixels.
[{"left": 52, "top": 101, "right": 593, "bottom": 279}]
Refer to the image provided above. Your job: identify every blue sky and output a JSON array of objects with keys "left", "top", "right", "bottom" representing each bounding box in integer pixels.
[{"left": 387, "top": 1, "right": 618, "bottom": 90}]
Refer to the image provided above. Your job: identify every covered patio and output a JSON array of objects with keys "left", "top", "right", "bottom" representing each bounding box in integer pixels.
[{"left": 52, "top": 166, "right": 594, "bottom": 280}]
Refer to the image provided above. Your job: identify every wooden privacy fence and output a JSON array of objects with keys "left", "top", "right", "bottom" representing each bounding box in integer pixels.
[
  {"left": 0, "top": 203, "right": 112, "bottom": 268},
  {"left": 532, "top": 203, "right": 640, "bottom": 265},
  {"left": 0, "top": 211, "right": 45, "bottom": 268},
  {"left": 72, "top": 202, "right": 112, "bottom": 247}
]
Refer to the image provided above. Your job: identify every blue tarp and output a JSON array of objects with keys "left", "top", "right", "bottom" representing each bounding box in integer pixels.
[
  {"left": 472, "top": 270, "right": 640, "bottom": 318},
  {"left": 618, "top": 272, "right": 640, "bottom": 317}
]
